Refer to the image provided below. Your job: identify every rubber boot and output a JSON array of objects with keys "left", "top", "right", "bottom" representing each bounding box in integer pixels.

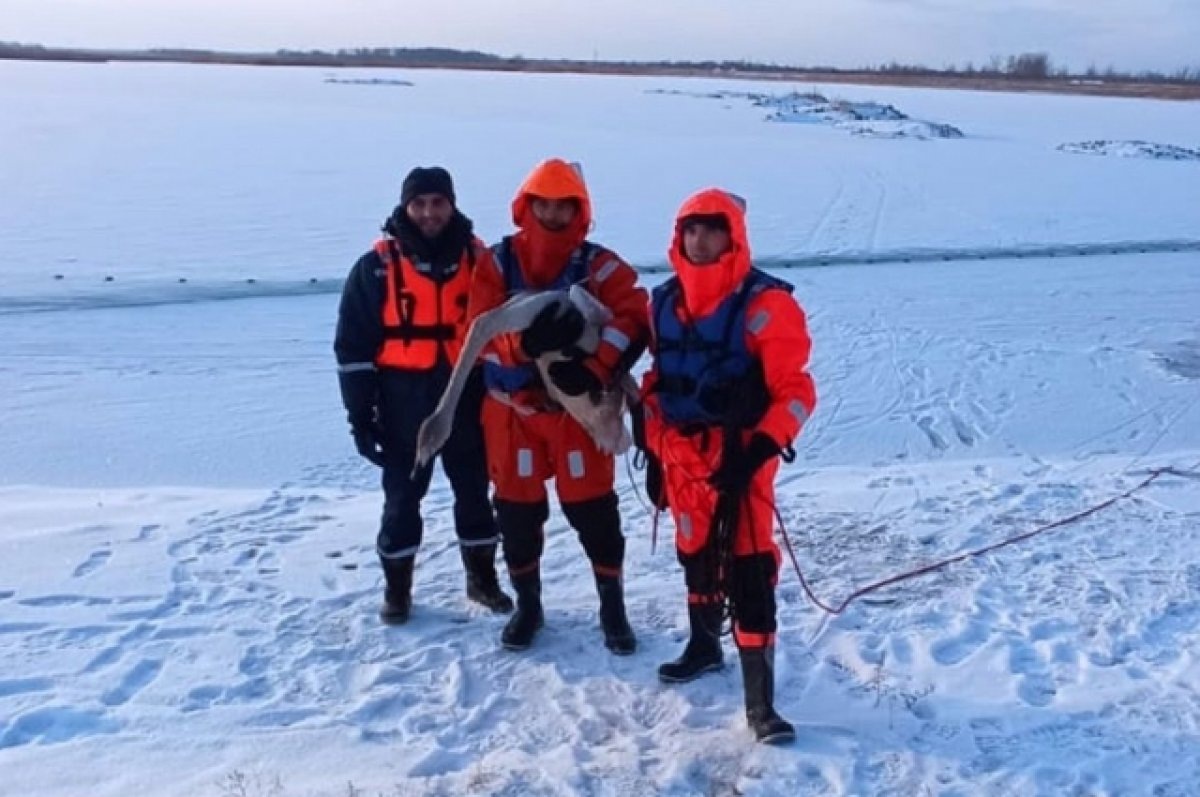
[
  {"left": 658, "top": 602, "right": 724, "bottom": 683},
  {"left": 501, "top": 568, "right": 544, "bottom": 651},
  {"left": 596, "top": 574, "right": 637, "bottom": 655},
  {"left": 379, "top": 555, "right": 414, "bottom": 625},
  {"left": 739, "top": 645, "right": 795, "bottom": 744},
  {"left": 461, "top": 544, "right": 514, "bottom": 614}
]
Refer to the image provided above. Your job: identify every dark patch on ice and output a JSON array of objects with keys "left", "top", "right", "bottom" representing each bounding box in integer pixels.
[
  {"left": 7, "top": 241, "right": 1199, "bottom": 313},
  {"left": 0, "top": 277, "right": 342, "bottom": 315},
  {"left": 647, "top": 88, "right": 964, "bottom": 139},
  {"left": 1154, "top": 340, "right": 1200, "bottom": 379},
  {"left": 1058, "top": 141, "right": 1200, "bottom": 161},
  {"left": 324, "top": 77, "right": 414, "bottom": 87}
]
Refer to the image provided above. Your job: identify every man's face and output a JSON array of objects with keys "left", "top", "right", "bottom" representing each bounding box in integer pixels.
[
  {"left": 405, "top": 193, "right": 454, "bottom": 238},
  {"left": 681, "top": 220, "right": 732, "bottom": 265},
  {"left": 530, "top": 197, "right": 579, "bottom": 232}
]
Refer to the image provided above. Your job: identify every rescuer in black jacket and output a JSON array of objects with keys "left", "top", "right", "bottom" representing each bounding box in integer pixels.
[{"left": 334, "top": 166, "right": 512, "bottom": 624}]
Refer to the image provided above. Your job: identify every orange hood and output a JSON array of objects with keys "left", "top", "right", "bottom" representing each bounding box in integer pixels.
[
  {"left": 511, "top": 158, "right": 592, "bottom": 229},
  {"left": 509, "top": 159, "right": 593, "bottom": 283},
  {"left": 667, "top": 188, "right": 752, "bottom": 318}
]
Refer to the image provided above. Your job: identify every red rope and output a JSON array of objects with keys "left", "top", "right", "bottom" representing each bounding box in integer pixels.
[{"left": 778, "top": 467, "right": 1171, "bottom": 616}]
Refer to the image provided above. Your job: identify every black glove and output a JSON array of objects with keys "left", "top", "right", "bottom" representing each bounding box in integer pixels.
[
  {"left": 628, "top": 402, "right": 667, "bottom": 509},
  {"left": 547, "top": 358, "right": 602, "bottom": 396},
  {"left": 631, "top": 400, "right": 648, "bottom": 451},
  {"left": 351, "top": 422, "right": 386, "bottom": 467},
  {"left": 520, "top": 302, "right": 585, "bottom": 358},
  {"left": 646, "top": 452, "right": 669, "bottom": 510},
  {"left": 709, "top": 433, "right": 779, "bottom": 494}
]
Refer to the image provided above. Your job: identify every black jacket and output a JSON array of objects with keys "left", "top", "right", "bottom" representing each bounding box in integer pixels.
[{"left": 334, "top": 209, "right": 477, "bottom": 428}]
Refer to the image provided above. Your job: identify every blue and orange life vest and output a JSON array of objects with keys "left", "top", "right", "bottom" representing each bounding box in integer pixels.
[{"left": 652, "top": 268, "right": 793, "bottom": 427}]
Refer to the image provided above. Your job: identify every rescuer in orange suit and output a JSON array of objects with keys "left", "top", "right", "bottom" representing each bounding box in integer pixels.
[
  {"left": 468, "top": 158, "right": 649, "bottom": 654},
  {"left": 637, "top": 187, "right": 817, "bottom": 744}
]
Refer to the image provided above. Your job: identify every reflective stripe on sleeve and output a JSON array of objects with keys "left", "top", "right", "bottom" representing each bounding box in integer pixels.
[
  {"left": 789, "top": 399, "right": 810, "bottom": 425},
  {"left": 747, "top": 310, "right": 770, "bottom": 335},
  {"left": 601, "top": 326, "right": 631, "bottom": 351},
  {"left": 594, "top": 258, "right": 621, "bottom": 283}
]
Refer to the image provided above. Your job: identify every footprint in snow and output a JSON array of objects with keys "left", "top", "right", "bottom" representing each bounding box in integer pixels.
[
  {"left": 930, "top": 610, "right": 994, "bottom": 666},
  {"left": 72, "top": 549, "right": 112, "bottom": 578},
  {"left": 1007, "top": 636, "right": 1057, "bottom": 707},
  {"left": 101, "top": 658, "right": 164, "bottom": 706}
]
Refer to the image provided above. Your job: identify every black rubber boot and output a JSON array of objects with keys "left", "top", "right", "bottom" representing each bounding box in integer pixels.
[
  {"left": 596, "top": 574, "right": 637, "bottom": 655},
  {"left": 379, "top": 556, "right": 414, "bottom": 625},
  {"left": 501, "top": 568, "right": 544, "bottom": 651},
  {"left": 658, "top": 602, "right": 724, "bottom": 683},
  {"left": 461, "top": 544, "right": 514, "bottom": 614},
  {"left": 739, "top": 645, "right": 795, "bottom": 744}
]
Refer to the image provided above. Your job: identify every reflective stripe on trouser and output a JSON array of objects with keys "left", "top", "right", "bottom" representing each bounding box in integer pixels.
[
  {"left": 481, "top": 395, "right": 615, "bottom": 504},
  {"left": 647, "top": 415, "right": 781, "bottom": 559},
  {"left": 376, "top": 368, "right": 496, "bottom": 557},
  {"left": 653, "top": 420, "right": 781, "bottom": 648},
  {"left": 681, "top": 550, "right": 779, "bottom": 648},
  {"left": 664, "top": 459, "right": 780, "bottom": 559}
]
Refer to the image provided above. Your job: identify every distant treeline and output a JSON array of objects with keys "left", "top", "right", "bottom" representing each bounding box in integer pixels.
[
  {"left": 873, "top": 52, "right": 1200, "bottom": 85},
  {"left": 3, "top": 41, "right": 1198, "bottom": 90}
]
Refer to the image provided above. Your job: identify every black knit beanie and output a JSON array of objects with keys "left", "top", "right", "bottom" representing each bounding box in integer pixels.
[{"left": 400, "top": 166, "right": 456, "bottom": 207}]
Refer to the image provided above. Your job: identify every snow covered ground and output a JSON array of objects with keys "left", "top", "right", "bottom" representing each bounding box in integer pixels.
[{"left": 2, "top": 61, "right": 1200, "bottom": 796}]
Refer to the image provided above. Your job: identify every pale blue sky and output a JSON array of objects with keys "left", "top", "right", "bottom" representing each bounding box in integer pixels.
[{"left": 4, "top": 0, "right": 1198, "bottom": 73}]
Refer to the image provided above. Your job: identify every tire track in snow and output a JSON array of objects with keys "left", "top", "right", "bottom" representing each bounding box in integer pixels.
[{"left": 804, "top": 169, "right": 890, "bottom": 255}]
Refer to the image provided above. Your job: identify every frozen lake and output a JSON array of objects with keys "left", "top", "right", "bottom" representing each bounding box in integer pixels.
[{"left": 1, "top": 61, "right": 1199, "bottom": 797}]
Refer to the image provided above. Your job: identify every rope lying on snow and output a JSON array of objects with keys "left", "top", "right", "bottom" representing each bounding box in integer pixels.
[{"left": 779, "top": 465, "right": 1195, "bottom": 616}]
